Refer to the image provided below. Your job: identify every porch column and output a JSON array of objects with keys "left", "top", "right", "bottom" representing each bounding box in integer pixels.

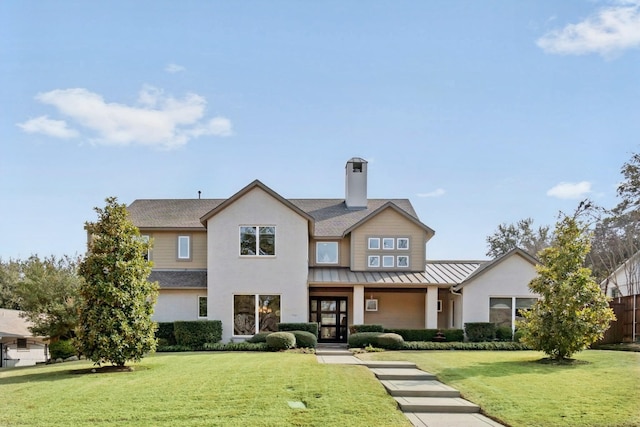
[
  {"left": 425, "top": 286, "right": 438, "bottom": 329},
  {"left": 353, "top": 285, "right": 364, "bottom": 325}
]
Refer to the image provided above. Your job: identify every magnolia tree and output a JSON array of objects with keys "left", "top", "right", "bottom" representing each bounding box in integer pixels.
[
  {"left": 77, "top": 197, "right": 158, "bottom": 367},
  {"left": 520, "top": 205, "right": 615, "bottom": 361}
]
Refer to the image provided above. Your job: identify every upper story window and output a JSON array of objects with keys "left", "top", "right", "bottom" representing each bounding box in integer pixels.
[
  {"left": 178, "top": 235, "right": 190, "bottom": 260},
  {"left": 382, "top": 238, "right": 395, "bottom": 250},
  {"left": 316, "top": 242, "right": 339, "bottom": 264},
  {"left": 368, "top": 238, "right": 380, "bottom": 250},
  {"left": 367, "top": 236, "right": 410, "bottom": 269},
  {"left": 140, "top": 235, "right": 150, "bottom": 260},
  {"left": 397, "top": 238, "right": 409, "bottom": 250},
  {"left": 240, "top": 226, "right": 275, "bottom": 256}
]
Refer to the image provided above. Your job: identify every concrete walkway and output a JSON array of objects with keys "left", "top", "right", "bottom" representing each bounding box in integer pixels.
[{"left": 316, "top": 345, "right": 505, "bottom": 427}]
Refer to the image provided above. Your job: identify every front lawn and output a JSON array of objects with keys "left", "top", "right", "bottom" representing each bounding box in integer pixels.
[
  {"left": 358, "top": 350, "right": 640, "bottom": 427},
  {"left": 0, "top": 352, "right": 410, "bottom": 427}
]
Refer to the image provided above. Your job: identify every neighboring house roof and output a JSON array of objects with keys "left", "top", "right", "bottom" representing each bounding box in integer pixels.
[
  {"left": 0, "top": 309, "right": 41, "bottom": 338},
  {"left": 148, "top": 270, "right": 207, "bottom": 289},
  {"left": 309, "top": 261, "right": 483, "bottom": 286},
  {"left": 128, "top": 183, "right": 426, "bottom": 239},
  {"left": 453, "top": 247, "right": 538, "bottom": 291}
]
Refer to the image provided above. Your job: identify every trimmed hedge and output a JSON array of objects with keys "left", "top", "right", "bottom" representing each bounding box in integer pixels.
[
  {"left": 246, "top": 332, "right": 271, "bottom": 343},
  {"left": 495, "top": 326, "right": 513, "bottom": 341},
  {"left": 277, "top": 323, "right": 319, "bottom": 338},
  {"left": 348, "top": 332, "right": 383, "bottom": 348},
  {"left": 266, "top": 332, "right": 296, "bottom": 351},
  {"left": 402, "top": 341, "right": 532, "bottom": 351},
  {"left": 384, "top": 329, "right": 465, "bottom": 342},
  {"left": 155, "top": 322, "right": 176, "bottom": 345},
  {"left": 465, "top": 322, "right": 496, "bottom": 342},
  {"left": 203, "top": 342, "right": 268, "bottom": 351},
  {"left": 290, "top": 330, "right": 317, "bottom": 348},
  {"left": 349, "top": 324, "right": 384, "bottom": 334},
  {"left": 174, "top": 320, "right": 222, "bottom": 349},
  {"left": 376, "top": 333, "right": 404, "bottom": 350},
  {"left": 50, "top": 339, "right": 76, "bottom": 359}
]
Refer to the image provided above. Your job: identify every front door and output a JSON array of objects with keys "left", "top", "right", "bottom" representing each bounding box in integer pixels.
[{"left": 310, "top": 297, "right": 348, "bottom": 343}]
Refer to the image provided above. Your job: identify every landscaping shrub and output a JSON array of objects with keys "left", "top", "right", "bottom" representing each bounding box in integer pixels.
[
  {"left": 155, "top": 322, "right": 176, "bottom": 345},
  {"left": 155, "top": 345, "right": 193, "bottom": 352},
  {"left": 514, "top": 329, "right": 524, "bottom": 343},
  {"left": 376, "top": 333, "right": 404, "bottom": 350},
  {"left": 266, "top": 332, "right": 296, "bottom": 351},
  {"left": 348, "top": 332, "right": 382, "bottom": 348},
  {"left": 349, "top": 324, "right": 384, "bottom": 334},
  {"left": 383, "top": 329, "right": 465, "bottom": 342},
  {"left": 290, "top": 330, "right": 317, "bottom": 348},
  {"left": 174, "top": 320, "right": 222, "bottom": 349},
  {"left": 50, "top": 339, "right": 76, "bottom": 360},
  {"left": 402, "top": 341, "right": 532, "bottom": 351},
  {"left": 203, "top": 342, "right": 268, "bottom": 351},
  {"left": 246, "top": 332, "right": 271, "bottom": 343},
  {"left": 496, "top": 326, "right": 513, "bottom": 341},
  {"left": 277, "top": 322, "right": 319, "bottom": 338},
  {"left": 465, "top": 322, "right": 496, "bottom": 342}
]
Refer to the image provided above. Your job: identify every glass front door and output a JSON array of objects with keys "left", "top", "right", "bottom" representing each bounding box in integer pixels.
[{"left": 310, "top": 297, "right": 348, "bottom": 342}]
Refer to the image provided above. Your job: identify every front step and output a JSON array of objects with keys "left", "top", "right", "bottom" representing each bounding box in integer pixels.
[
  {"left": 361, "top": 361, "right": 416, "bottom": 369},
  {"left": 315, "top": 349, "right": 353, "bottom": 356},
  {"left": 394, "top": 396, "right": 480, "bottom": 413},
  {"left": 370, "top": 368, "right": 437, "bottom": 381},
  {"left": 380, "top": 379, "right": 460, "bottom": 398}
]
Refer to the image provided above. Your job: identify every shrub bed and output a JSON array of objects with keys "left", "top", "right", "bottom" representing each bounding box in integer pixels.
[
  {"left": 384, "top": 329, "right": 464, "bottom": 342},
  {"left": 266, "top": 332, "right": 296, "bottom": 351},
  {"left": 495, "top": 326, "right": 513, "bottom": 341},
  {"left": 348, "top": 332, "right": 383, "bottom": 348},
  {"left": 277, "top": 322, "right": 319, "bottom": 338},
  {"left": 402, "top": 341, "right": 531, "bottom": 351},
  {"left": 290, "top": 330, "right": 317, "bottom": 348},
  {"left": 465, "top": 322, "right": 496, "bottom": 342},
  {"left": 174, "top": 320, "right": 222, "bottom": 349},
  {"left": 246, "top": 332, "right": 271, "bottom": 343},
  {"left": 376, "top": 333, "right": 404, "bottom": 350},
  {"left": 349, "top": 324, "right": 384, "bottom": 334},
  {"left": 155, "top": 322, "right": 176, "bottom": 345}
]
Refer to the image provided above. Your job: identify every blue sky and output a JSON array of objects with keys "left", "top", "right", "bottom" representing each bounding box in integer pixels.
[{"left": 1, "top": 1, "right": 639, "bottom": 261}]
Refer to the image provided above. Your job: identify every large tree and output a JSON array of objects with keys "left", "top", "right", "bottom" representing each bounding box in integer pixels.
[
  {"left": 0, "top": 259, "right": 22, "bottom": 310},
  {"left": 77, "top": 197, "right": 158, "bottom": 367},
  {"left": 14, "top": 255, "right": 82, "bottom": 340},
  {"left": 486, "top": 217, "right": 551, "bottom": 259},
  {"left": 520, "top": 204, "right": 615, "bottom": 361}
]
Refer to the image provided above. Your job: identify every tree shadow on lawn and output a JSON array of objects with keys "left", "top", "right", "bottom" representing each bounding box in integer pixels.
[
  {"left": 435, "top": 357, "right": 590, "bottom": 382},
  {"left": 0, "top": 363, "right": 143, "bottom": 386}
]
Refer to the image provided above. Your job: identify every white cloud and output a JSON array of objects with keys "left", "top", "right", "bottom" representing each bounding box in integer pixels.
[
  {"left": 417, "top": 188, "right": 446, "bottom": 198},
  {"left": 21, "top": 86, "right": 231, "bottom": 149},
  {"left": 537, "top": 1, "right": 640, "bottom": 57},
  {"left": 165, "top": 63, "right": 186, "bottom": 73},
  {"left": 546, "top": 181, "right": 592, "bottom": 199},
  {"left": 17, "top": 115, "right": 79, "bottom": 139}
]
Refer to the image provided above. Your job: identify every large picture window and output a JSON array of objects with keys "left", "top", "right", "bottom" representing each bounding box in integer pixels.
[
  {"left": 233, "top": 294, "right": 281, "bottom": 335},
  {"left": 490, "top": 297, "right": 537, "bottom": 331},
  {"left": 240, "top": 226, "right": 275, "bottom": 256},
  {"left": 316, "top": 242, "right": 338, "bottom": 264}
]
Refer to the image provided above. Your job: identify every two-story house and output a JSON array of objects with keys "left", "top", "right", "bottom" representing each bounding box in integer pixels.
[{"left": 127, "top": 157, "right": 539, "bottom": 343}]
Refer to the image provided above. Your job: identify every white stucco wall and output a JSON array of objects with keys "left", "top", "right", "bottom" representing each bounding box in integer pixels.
[
  {"left": 461, "top": 253, "right": 538, "bottom": 327},
  {"left": 1, "top": 340, "right": 47, "bottom": 368},
  {"left": 206, "top": 187, "right": 309, "bottom": 342},
  {"left": 152, "top": 289, "right": 207, "bottom": 322}
]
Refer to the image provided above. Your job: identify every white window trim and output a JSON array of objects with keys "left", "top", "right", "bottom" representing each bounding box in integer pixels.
[
  {"left": 368, "top": 237, "right": 380, "bottom": 250},
  {"left": 178, "top": 235, "right": 190, "bottom": 260},
  {"left": 397, "top": 255, "right": 409, "bottom": 268},
  {"left": 368, "top": 255, "right": 380, "bottom": 267},
  {"left": 239, "top": 226, "right": 276, "bottom": 257},
  {"left": 365, "top": 299, "right": 378, "bottom": 311},
  {"left": 382, "top": 255, "right": 394, "bottom": 268},
  {"left": 397, "top": 237, "right": 409, "bottom": 250},
  {"left": 316, "top": 241, "right": 339, "bottom": 264},
  {"left": 382, "top": 238, "right": 395, "bottom": 250}
]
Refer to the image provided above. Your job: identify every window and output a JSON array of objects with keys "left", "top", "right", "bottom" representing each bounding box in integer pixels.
[
  {"left": 198, "top": 297, "right": 207, "bottom": 318},
  {"left": 368, "top": 255, "right": 380, "bottom": 267},
  {"left": 382, "top": 255, "right": 394, "bottom": 267},
  {"left": 368, "top": 238, "right": 380, "bottom": 250},
  {"left": 17, "top": 338, "right": 27, "bottom": 349},
  {"left": 397, "top": 238, "right": 409, "bottom": 250},
  {"left": 316, "top": 242, "right": 338, "bottom": 264},
  {"left": 240, "top": 226, "right": 275, "bottom": 256},
  {"left": 365, "top": 299, "right": 378, "bottom": 311},
  {"left": 397, "top": 256, "right": 409, "bottom": 268},
  {"left": 140, "top": 235, "right": 150, "bottom": 260},
  {"left": 382, "top": 238, "right": 394, "bottom": 250},
  {"left": 178, "top": 235, "right": 190, "bottom": 259},
  {"left": 490, "top": 297, "right": 537, "bottom": 330},
  {"left": 233, "top": 295, "right": 281, "bottom": 335}
]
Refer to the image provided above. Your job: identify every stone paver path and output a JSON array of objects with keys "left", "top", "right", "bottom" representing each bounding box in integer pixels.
[{"left": 315, "top": 345, "right": 505, "bottom": 427}]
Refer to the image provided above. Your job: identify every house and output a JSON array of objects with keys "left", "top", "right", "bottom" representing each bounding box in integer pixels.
[
  {"left": 127, "top": 157, "right": 539, "bottom": 342},
  {"left": 602, "top": 250, "right": 640, "bottom": 297},
  {"left": 0, "top": 309, "right": 48, "bottom": 368}
]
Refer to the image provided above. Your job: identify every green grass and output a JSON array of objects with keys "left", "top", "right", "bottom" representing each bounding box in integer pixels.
[
  {"left": 358, "top": 350, "right": 640, "bottom": 427},
  {"left": 0, "top": 352, "right": 410, "bottom": 427}
]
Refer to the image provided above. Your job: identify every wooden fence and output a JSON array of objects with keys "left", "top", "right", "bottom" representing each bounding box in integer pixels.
[{"left": 599, "top": 294, "right": 639, "bottom": 344}]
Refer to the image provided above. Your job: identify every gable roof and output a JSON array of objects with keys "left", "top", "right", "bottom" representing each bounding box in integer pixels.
[
  {"left": 453, "top": 247, "right": 538, "bottom": 291},
  {"left": 127, "top": 199, "right": 223, "bottom": 230},
  {"left": 0, "top": 309, "right": 42, "bottom": 338},
  {"left": 199, "top": 180, "right": 314, "bottom": 227}
]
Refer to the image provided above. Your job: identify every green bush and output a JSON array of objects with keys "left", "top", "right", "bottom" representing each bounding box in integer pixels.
[
  {"left": 349, "top": 324, "right": 384, "bottom": 334},
  {"left": 277, "top": 323, "right": 319, "bottom": 338},
  {"left": 203, "top": 342, "right": 268, "bottom": 351},
  {"left": 155, "top": 322, "right": 176, "bottom": 345},
  {"left": 402, "top": 341, "right": 532, "bottom": 351},
  {"left": 155, "top": 345, "right": 194, "bottom": 352},
  {"left": 173, "top": 320, "right": 222, "bottom": 349},
  {"left": 348, "top": 332, "right": 382, "bottom": 348},
  {"left": 465, "top": 322, "right": 496, "bottom": 342},
  {"left": 376, "top": 333, "right": 404, "bottom": 350},
  {"left": 496, "top": 326, "right": 513, "bottom": 341},
  {"left": 50, "top": 339, "right": 76, "bottom": 359},
  {"left": 290, "top": 330, "right": 317, "bottom": 348},
  {"left": 266, "top": 332, "right": 296, "bottom": 351},
  {"left": 514, "top": 329, "right": 525, "bottom": 343},
  {"left": 383, "top": 329, "right": 465, "bottom": 342},
  {"left": 246, "top": 332, "right": 271, "bottom": 343}
]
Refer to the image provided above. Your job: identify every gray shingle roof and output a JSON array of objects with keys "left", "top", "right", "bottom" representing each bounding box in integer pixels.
[
  {"left": 148, "top": 270, "right": 207, "bottom": 289},
  {"left": 128, "top": 199, "right": 223, "bottom": 229}
]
